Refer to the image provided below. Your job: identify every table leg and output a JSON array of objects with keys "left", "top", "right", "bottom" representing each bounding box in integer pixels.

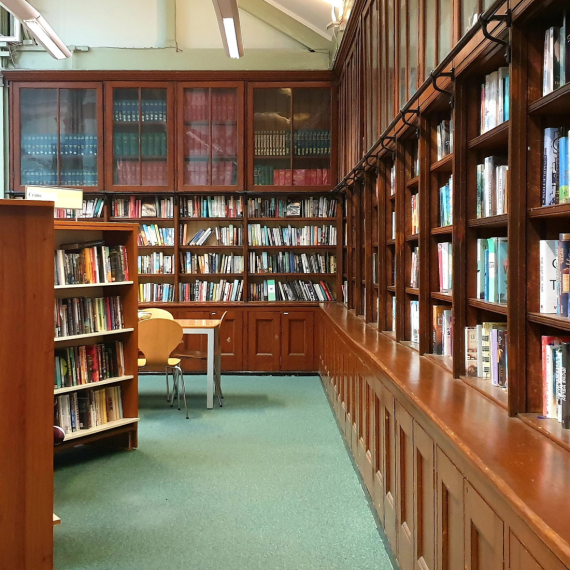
[
  {"left": 207, "top": 329, "right": 214, "bottom": 409},
  {"left": 215, "top": 325, "right": 222, "bottom": 401}
]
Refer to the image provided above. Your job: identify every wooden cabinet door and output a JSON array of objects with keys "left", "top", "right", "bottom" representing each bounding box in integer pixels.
[
  {"left": 372, "top": 382, "right": 385, "bottom": 526},
  {"left": 170, "top": 310, "right": 209, "bottom": 372},
  {"left": 436, "top": 448, "right": 464, "bottom": 570},
  {"left": 247, "top": 311, "right": 280, "bottom": 371},
  {"left": 414, "top": 423, "right": 435, "bottom": 570},
  {"left": 383, "top": 385, "right": 398, "bottom": 554},
  {"left": 464, "top": 482, "right": 504, "bottom": 570},
  {"left": 210, "top": 309, "right": 243, "bottom": 371},
  {"left": 509, "top": 534, "right": 543, "bottom": 570},
  {"left": 280, "top": 310, "right": 314, "bottom": 371},
  {"left": 396, "top": 402, "right": 415, "bottom": 570}
]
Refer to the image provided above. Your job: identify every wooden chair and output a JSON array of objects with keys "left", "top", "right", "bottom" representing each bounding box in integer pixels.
[
  {"left": 138, "top": 318, "right": 189, "bottom": 419},
  {"left": 144, "top": 308, "right": 174, "bottom": 320},
  {"left": 174, "top": 311, "right": 227, "bottom": 407}
]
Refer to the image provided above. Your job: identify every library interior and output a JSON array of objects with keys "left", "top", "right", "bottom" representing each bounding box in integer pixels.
[{"left": 3, "top": 0, "right": 570, "bottom": 568}]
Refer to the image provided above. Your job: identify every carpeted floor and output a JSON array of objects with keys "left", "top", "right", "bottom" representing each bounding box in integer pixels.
[{"left": 54, "top": 375, "right": 395, "bottom": 570}]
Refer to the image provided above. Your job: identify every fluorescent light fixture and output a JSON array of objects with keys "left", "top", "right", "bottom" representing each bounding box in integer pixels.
[
  {"left": 222, "top": 17, "right": 240, "bottom": 59},
  {"left": 0, "top": 0, "right": 71, "bottom": 59},
  {"left": 212, "top": 0, "right": 244, "bottom": 59}
]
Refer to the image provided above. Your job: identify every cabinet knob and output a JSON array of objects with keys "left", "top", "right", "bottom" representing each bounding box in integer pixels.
[{"left": 284, "top": 312, "right": 289, "bottom": 315}]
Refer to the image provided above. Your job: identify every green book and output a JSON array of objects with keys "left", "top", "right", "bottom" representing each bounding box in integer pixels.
[{"left": 267, "top": 279, "right": 276, "bottom": 301}]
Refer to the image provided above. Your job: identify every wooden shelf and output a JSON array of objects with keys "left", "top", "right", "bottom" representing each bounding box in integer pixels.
[
  {"left": 529, "top": 83, "right": 570, "bottom": 115},
  {"left": 387, "top": 285, "right": 396, "bottom": 292},
  {"left": 528, "top": 204, "right": 570, "bottom": 219},
  {"left": 430, "top": 154, "right": 453, "bottom": 173},
  {"left": 139, "top": 273, "right": 175, "bottom": 278},
  {"left": 62, "top": 418, "right": 140, "bottom": 442},
  {"left": 424, "top": 354, "right": 453, "bottom": 374},
  {"left": 54, "top": 328, "right": 134, "bottom": 343},
  {"left": 460, "top": 376, "right": 508, "bottom": 410},
  {"left": 468, "top": 121, "right": 509, "bottom": 151},
  {"left": 248, "top": 245, "right": 336, "bottom": 250},
  {"left": 386, "top": 239, "right": 396, "bottom": 246},
  {"left": 406, "top": 287, "right": 419, "bottom": 296},
  {"left": 518, "top": 414, "right": 570, "bottom": 454},
  {"left": 180, "top": 245, "right": 243, "bottom": 250},
  {"left": 401, "top": 340, "right": 419, "bottom": 352},
  {"left": 55, "top": 281, "right": 133, "bottom": 290},
  {"left": 110, "top": 217, "right": 174, "bottom": 222},
  {"left": 406, "top": 176, "right": 420, "bottom": 189},
  {"left": 405, "top": 234, "right": 419, "bottom": 242},
  {"left": 179, "top": 273, "right": 244, "bottom": 278},
  {"left": 248, "top": 273, "right": 335, "bottom": 277},
  {"left": 527, "top": 312, "right": 570, "bottom": 331},
  {"left": 138, "top": 245, "right": 175, "bottom": 250},
  {"left": 180, "top": 217, "right": 244, "bottom": 222},
  {"left": 431, "top": 291, "right": 452, "bottom": 302},
  {"left": 54, "top": 375, "right": 134, "bottom": 395},
  {"left": 248, "top": 217, "right": 336, "bottom": 222},
  {"left": 468, "top": 299, "right": 508, "bottom": 315},
  {"left": 467, "top": 214, "right": 508, "bottom": 228},
  {"left": 431, "top": 225, "right": 453, "bottom": 235}
]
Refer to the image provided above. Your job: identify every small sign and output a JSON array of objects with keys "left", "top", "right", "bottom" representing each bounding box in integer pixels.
[{"left": 25, "top": 186, "right": 83, "bottom": 210}]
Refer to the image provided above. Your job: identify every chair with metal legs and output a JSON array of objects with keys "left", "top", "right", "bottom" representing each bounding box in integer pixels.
[{"left": 138, "top": 318, "right": 189, "bottom": 419}]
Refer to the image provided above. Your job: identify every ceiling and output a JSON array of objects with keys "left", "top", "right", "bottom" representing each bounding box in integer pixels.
[{"left": 263, "top": 0, "right": 334, "bottom": 39}]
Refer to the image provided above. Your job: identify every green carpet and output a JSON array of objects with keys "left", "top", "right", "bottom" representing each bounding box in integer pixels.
[{"left": 54, "top": 375, "right": 395, "bottom": 570}]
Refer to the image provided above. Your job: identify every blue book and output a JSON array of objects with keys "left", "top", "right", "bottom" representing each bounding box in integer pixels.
[
  {"left": 503, "top": 75, "right": 510, "bottom": 121},
  {"left": 484, "top": 248, "right": 490, "bottom": 301},
  {"left": 559, "top": 136, "right": 569, "bottom": 203},
  {"left": 497, "top": 238, "right": 509, "bottom": 304}
]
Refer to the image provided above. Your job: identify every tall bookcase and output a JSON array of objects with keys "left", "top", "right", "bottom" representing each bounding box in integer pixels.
[{"left": 53, "top": 221, "right": 139, "bottom": 450}]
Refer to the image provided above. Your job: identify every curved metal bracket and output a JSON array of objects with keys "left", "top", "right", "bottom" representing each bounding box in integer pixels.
[
  {"left": 430, "top": 69, "right": 455, "bottom": 109},
  {"left": 479, "top": 10, "right": 512, "bottom": 64},
  {"left": 380, "top": 135, "right": 396, "bottom": 154},
  {"left": 401, "top": 107, "right": 420, "bottom": 129}
]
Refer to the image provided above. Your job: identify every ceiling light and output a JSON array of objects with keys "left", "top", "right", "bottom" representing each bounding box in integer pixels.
[
  {"left": 212, "top": 0, "right": 244, "bottom": 59},
  {"left": 0, "top": 0, "right": 71, "bottom": 59}
]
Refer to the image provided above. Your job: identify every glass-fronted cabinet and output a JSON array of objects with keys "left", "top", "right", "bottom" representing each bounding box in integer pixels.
[
  {"left": 13, "top": 83, "right": 103, "bottom": 192},
  {"left": 249, "top": 84, "right": 334, "bottom": 190},
  {"left": 177, "top": 82, "right": 243, "bottom": 191},
  {"left": 105, "top": 82, "right": 174, "bottom": 192}
]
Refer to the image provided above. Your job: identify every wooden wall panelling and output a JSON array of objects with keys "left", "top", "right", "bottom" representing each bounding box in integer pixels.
[
  {"left": 383, "top": 383, "right": 398, "bottom": 553},
  {"left": 354, "top": 180, "right": 363, "bottom": 314},
  {"left": 210, "top": 309, "right": 244, "bottom": 371},
  {"left": 364, "top": 172, "right": 374, "bottom": 322},
  {"left": 377, "top": 162, "right": 388, "bottom": 331},
  {"left": 435, "top": 447, "right": 464, "bottom": 570},
  {"left": 396, "top": 401, "right": 415, "bottom": 570},
  {"left": 413, "top": 421, "right": 436, "bottom": 570},
  {"left": 0, "top": 201, "right": 54, "bottom": 570},
  {"left": 355, "top": 363, "right": 367, "bottom": 472},
  {"left": 246, "top": 311, "right": 281, "bottom": 371},
  {"left": 280, "top": 310, "right": 314, "bottom": 371},
  {"left": 464, "top": 481, "right": 504, "bottom": 570},
  {"left": 372, "top": 377, "right": 385, "bottom": 525},
  {"left": 363, "top": 368, "right": 375, "bottom": 492},
  {"left": 509, "top": 534, "right": 543, "bottom": 570}
]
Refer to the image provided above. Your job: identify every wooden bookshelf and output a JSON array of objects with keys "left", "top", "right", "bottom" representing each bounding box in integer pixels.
[{"left": 54, "top": 221, "right": 139, "bottom": 450}]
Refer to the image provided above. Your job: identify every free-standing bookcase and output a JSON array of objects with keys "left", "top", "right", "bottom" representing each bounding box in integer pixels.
[{"left": 53, "top": 220, "right": 139, "bottom": 451}]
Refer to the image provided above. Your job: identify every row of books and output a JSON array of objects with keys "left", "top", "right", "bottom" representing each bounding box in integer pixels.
[
  {"left": 138, "top": 253, "right": 174, "bottom": 275},
  {"left": 410, "top": 247, "right": 419, "bottom": 288},
  {"left": 249, "top": 280, "right": 335, "bottom": 302},
  {"left": 410, "top": 300, "right": 420, "bottom": 344},
  {"left": 249, "top": 251, "right": 336, "bottom": 274},
  {"left": 541, "top": 336, "right": 570, "bottom": 427},
  {"left": 436, "top": 119, "right": 453, "bottom": 162},
  {"left": 410, "top": 194, "right": 419, "bottom": 234},
  {"left": 114, "top": 133, "right": 167, "bottom": 158},
  {"left": 439, "top": 175, "right": 453, "bottom": 227},
  {"left": 111, "top": 196, "right": 174, "bottom": 219},
  {"left": 476, "top": 238, "right": 508, "bottom": 303},
  {"left": 543, "top": 18, "right": 570, "bottom": 97},
  {"left": 480, "top": 68, "right": 510, "bottom": 135},
  {"left": 22, "top": 169, "right": 98, "bottom": 187},
  {"left": 139, "top": 283, "right": 175, "bottom": 303},
  {"left": 55, "top": 244, "right": 129, "bottom": 286},
  {"left": 247, "top": 224, "right": 337, "bottom": 247},
  {"left": 438, "top": 242, "right": 453, "bottom": 294},
  {"left": 113, "top": 99, "right": 167, "bottom": 122},
  {"left": 539, "top": 237, "right": 570, "bottom": 315},
  {"left": 432, "top": 306, "right": 453, "bottom": 356},
  {"left": 22, "top": 134, "right": 98, "bottom": 156},
  {"left": 183, "top": 160, "right": 237, "bottom": 187},
  {"left": 180, "top": 196, "right": 243, "bottom": 218},
  {"left": 54, "top": 341, "right": 125, "bottom": 389},
  {"left": 292, "top": 130, "right": 331, "bottom": 156},
  {"left": 56, "top": 198, "right": 105, "bottom": 220},
  {"left": 180, "top": 225, "right": 243, "bottom": 247},
  {"left": 116, "top": 161, "right": 168, "bottom": 186},
  {"left": 179, "top": 253, "right": 245, "bottom": 275},
  {"left": 465, "top": 323, "right": 508, "bottom": 388},
  {"left": 253, "top": 166, "right": 331, "bottom": 186},
  {"left": 179, "top": 279, "right": 243, "bottom": 302},
  {"left": 183, "top": 90, "right": 237, "bottom": 122},
  {"left": 55, "top": 386, "right": 124, "bottom": 435},
  {"left": 184, "top": 125, "right": 237, "bottom": 156},
  {"left": 54, "top": 296, "right": 125, "bottom": 338},
  {"left": 246, "top": 196, "right": 337, "bottom": 219},
  {"left": 542, "top": 127, "right": 570, "bottom": 206},
  {"left": 138, "top": 225, "right": 175, "bottom": 247},
  {"left": 254, "top": 131, "right": 291, "bottom": 156},
  {"left": 477, "top": 157, "right": 508, "bottom": 218}
]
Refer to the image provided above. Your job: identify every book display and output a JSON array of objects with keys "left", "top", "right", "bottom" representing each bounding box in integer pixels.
[{"left": 53, "top": 221, "right": 138, "bottom": 449}]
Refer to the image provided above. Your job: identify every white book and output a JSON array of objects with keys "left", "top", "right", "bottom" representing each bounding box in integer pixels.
[
  {"left": 496, "top": 165, "right": 508, "bottom": 215},
  {"left": 488, "top": 238, "right": 498, "bottom": 303},
  {"left": 498, "top": 67, "right": 508, "bottom": 124},
  {"left": 546, "top": 344, "right": 557, "bottom": 418},
  {"left": 484, "top": 156, "right": 496, "bottom": 217},
  {"left": 540, "top": 239, "right": 558, "bottom": 313},
  {"left": 544, "top": 28, "right": 554, "bottom": 96}
]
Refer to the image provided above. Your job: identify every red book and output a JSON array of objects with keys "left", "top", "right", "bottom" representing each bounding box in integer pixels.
[
  {"left": 322, "top": 169, "right": 330, "bottom": 185},
  {"left": 320, "top": 280, "right": 332, "bottom": 301},
  {"left": 316, "top": 169, "right": 323, "bottom": 185},
  {"left": 293, "top": 169, "right": 304, "bottom": 186}
]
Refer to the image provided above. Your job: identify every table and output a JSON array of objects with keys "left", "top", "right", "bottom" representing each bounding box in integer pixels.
[{"left": 174, "top": 319, "right": 221, "bottom": 409}]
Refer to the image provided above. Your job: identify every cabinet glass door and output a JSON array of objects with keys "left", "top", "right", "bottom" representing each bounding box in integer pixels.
[
  {"left": 110, "top": 85, "right": 171, "bottom": 190},
  {"left": 19, "top": 86, "right": 101, "bottom": 190}
]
